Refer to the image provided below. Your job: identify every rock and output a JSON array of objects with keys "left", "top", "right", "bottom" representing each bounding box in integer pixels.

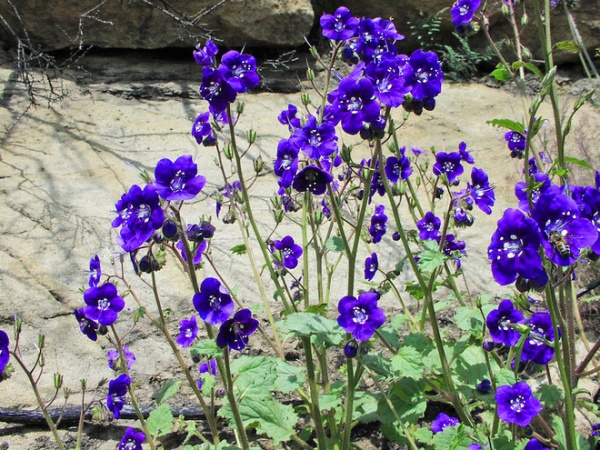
[{"left": 0, "top": 0, "right": 314, "bottom": 50}]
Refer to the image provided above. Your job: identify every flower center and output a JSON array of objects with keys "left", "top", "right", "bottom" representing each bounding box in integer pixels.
[
  {"left": 209, "top": 295, "right": 222, "bottom": 311},
  {"left": 352, "top": 307, "right": 369, "bottom": 324},
  {"left": 170, "top": 170, "right": 187, "bottom": 192},
  {"left": 98, "top": 298, "right": 109, "bottom": 311},
  {"left": 510, "top": 395, "right": 526, "bottom": 413}
]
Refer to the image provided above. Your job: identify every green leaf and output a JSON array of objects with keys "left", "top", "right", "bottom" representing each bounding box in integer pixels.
[
  {"left": 271, "top": 358, "right": 306, "bottom": 394},
  {"left": 564, "top": 156, "right": 594, "bottom": 170},
  {"left": 278, "top": 312, "right": 345, "bottom": 347},
  {"left": 454, "top": 306, "right": 484, "bottom": 337},
  {"left": 362, "top": 351, "right": 395, "bottom": 379},
  {"left": 417, "top": 242, "right": 446, "bottom": 272},
  {"left": 414, "top": 427, "right": 433, "bottom": 445},
  {"left": 554, "top": 40, "right": 581, "bottom": 53},
  {"left": 155, "top": 380, "right": 180, "bottom": 405},
  {"left": 486, "top": 118, "right": 526, "bottom": 134},
  {"left": 147, "top": 403, "right": 174, "bottom": 437},
  {"left": 432, "top": 424, "right": 472, "bottom": 449},
  {"left": 537, "top": 384, "right": 563, "bottom": 409},
  {"left": 325, "top": 236, "right": 345, "bottom": 252},
  {"left": 231, "top": 356, "right": 276, "bottom": 399},
  {"left": 490, "top": 65, "right": 511, "bottom": 82},
  {"left": 378, "top": 378, "right": 427, "bottom": 424},
  {"left": 230, "top": 244, "right": 247, "bottom": 255},
  {"left": 512, "top": 61, "right": 544, "bottom": 79},
  {"left": 391, "top": 347, "right": 424, "bottom": 379},
  {"left": 189, "top": 339, "right": 224, "bottom": 360}
]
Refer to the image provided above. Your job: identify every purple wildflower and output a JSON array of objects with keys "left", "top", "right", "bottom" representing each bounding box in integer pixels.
[
  {"left": 364, "top": 54, "right": 413, "bottom": 108},
  {"left": 107, "top": 374, "right": 130, "bottom": 419},
  {"left": 193, "top": 40, "right": 218, "bottom": 67},
  {"left": 417, "top": 212, "right": 441, "bottom": 240},
  {"left": 591, "top": 423, "right": 600, "bottom": 437},
  {"left": 74, "top": 308, "right": 99, "bottom": 341},
  {"left": 476, "top": 379, "right": 492, "bottom": 394},
  {"left": 337, "top": 292, "right": 385, "bottom": 341},
  {"left": 524, "top": 438, "right": 550, "bottom": 450},
  {"left": 431, "top": 412, "right": 460, "bottom": 433},
  {"left": 118, "top": 427, "right": 145, "bottom": 450},
  {"left": 468, "top": 167, "right": 495, "bottom": 214},
  {"left": 327, "top": 74, "right": 381, "bottom": 135},
  {"left": 369, "top": 205, "right": 388, "bottom": 243},
  {"left": 292, "top": 165, "right": 333, "bottom": 195},
  {"left": 451, "top": 0, "right": 481, "bottom": 29},
  {"left": 277, "top": 104, "right": 301, "bottom": 131},
  {"left": 385, "top": 153, "right": 412, "bottom": 182},
  {"left": 504, "top": 130, "right": 527, "bottom": 158},
  {"left": 271, "top": 235, "right": 303, "bottom": 270},
  {"left": 83, "top": 283, "right": 125, "bottom": 327},
  {"left": 219, "top": 50, "right": 260, "bottom": 93},
  {"left": 521, "top": 312, "right": 558, "bottom": 365},
  {"left": 320, "top": 6, "right": 359, "bottom": 41},
  {"left": 274, "top": 139, "right": 299, "bottom": 189},
  {"left": 364, "top": 253, "right": 378, "bottom": 281},
  {"left": 487, "top": 208, "right": 545, "bottom": 286},
  {"left": 88, "top": 255, "right": 101, "bottom": 288},
  {"left": 514, "top": 173, "right": 554, "bottom": 214},
  {"left": 433, "top": 152, "right": 464, "bottom": 184},
  {"left": 193, "top": 277, "right": 234, "bottom": 326},
  {"left": 495, "top": 382, "right": 542, "bottom": 427},
  {"left": 176, "top": 233, "right": 208, "bottom": 265},
  {"left": 458, "top": 141, "right": 475, "bottom": 164},
  {"left": 407, "top": 50, "right": 443, "bottom": 100},
  {"left": 486, "top": 299, "right": 524, "bottom": 347},
  {"left": 290, "top": 115, "right": 338, "bottom": 159},
  {"left": 216, "top": 309, "right": 259, "bottom": 351},
  {"left": 191, "top": 112, "right": 216, "bottom": 146},
  {"left": 107, "top": 346, "right": 136, "bottom": 371},
  {"left": 199, "top": 66, "right": 237, "bottom": 112},
  {"left": 198, "top": 358, "right": 217, "bottom": 389},
  {"left": 154, "top": 155, "right": 206, "bottom": 202},
  {"left": 578, "top": 187, "right": 600, "bottom": 256},
  {"left": 176, "top": 316, "right": 199, "bottom": 348}
]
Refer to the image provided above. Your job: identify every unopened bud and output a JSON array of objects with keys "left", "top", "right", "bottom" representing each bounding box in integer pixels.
[
  {"left": 340, "top": 144, "right": 352, "bottom": 163},
  {"left": 247, "top": 129, "right": 257, "bottom": 145},
  {"left": 309, "top": 45, "right": 319, "bottom": 59},
  {"left": 253, "top": 154, "right": 265, "bottom": 173},
  {"left": 313, "top": 211, "right": 324, "bottom": 225},
  {"left": 236, "top": 101, "right": 245, "bottom": 115},
  {"left": 301, "top": 93, "right": 311, "bottom": 106},
  {"left": 306, "top": 68, "right": 315, "bottom": 82},
  {"left": 273, "top": 209, "right": 285, "bottom": 223},
  {"left": 521, "top": 12, "right": 529, "bottom": 26},
  {"left": 223, "top": 144, "right": 234, "bottom": 160},
  {"left": 234, "top": 190, "right": 245, "bottom": 204},
  {"left": 38, "top": 334, "right": 45, "bottom": 349},
  {"left": 271, "top": 195, "right": 282, "bottom": 209},
  {"left": 54, "top": 373, "right": 63, "bottom": 390}
]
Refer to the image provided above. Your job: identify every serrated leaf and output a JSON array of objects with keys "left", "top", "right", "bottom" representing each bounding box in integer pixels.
[
  {"left": 554, "top": 40, "right": 581, "bottom": 53},
  {"left": 147, "top": 403, "right": 174, "bottom": 436},
  {"left": 537, "top": 384, "right": 563, "bottom": 409},
  {"left": 417, "top": 248, "right": 446, "bottom": 272},
  {"left": 155, "top": 380, "right": 180, "bottom": 405},
  {"left": 271, "top": 358, "right": 306, "bottom": 394},
  {"left": 378, "top": 378, "right": 427, "bottom": 424},
  {"left": 230, "top": 244, "right": 247, "bottom": 255},
  {"left": 391, "top": 347, "right": 424, "bottom": 379},
  {"left": 278, "top": 312, "right": 345, "bottom": 347},
  {"left": 415, "top": 427, "right": 434, "bottom": 444},
  {"left": 454, "top": 306, "right": 484, "bottom": 336},
  {"left": 230, "top": 356, "right": 276, "bottom": 399},
  {"left": 486, "top": 119, "right": 526, "bottom": 134},
  {"left": 317, "top": 393, "right": 342, "bottom": 412},
  {"left": 432, "top": 424, "right": 472, "bottom": 450},
  {"left": 325, "top": 236, "right": 345, "bottom": 252},
  {"left": 189, "top": 339, "right": 224, "bottom": 360},
  {"left": 362, "top": 352, "right": 395, "bottom": 379}
]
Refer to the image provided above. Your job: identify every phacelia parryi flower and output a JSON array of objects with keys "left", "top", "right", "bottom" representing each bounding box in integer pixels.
[
  {"left": 532, "top": 192, "right": 598, "bottom": 266},
  {"left": 522, "top": 312, "right": 558, "bottom": 365},
  {"left": 113, "top": 184, "right": 165, "bottom": 252},
  {"left": 433, "top": 151, "right": 464, "bottom": 184},
  {"left": 407, "top": 49, "right": 443, "bottom": 101},
  {"left": 468, "top": 167, "right": 495, "bottom": 214},
  {"left": 292, "top": 165, "right": 333, "bottom": 195},
  {"left": 0, "top": 330, "right": 9, "bottom": 374},
  {"left": 193, "top": 39, "right": 218, "bottom": 67},
  {"left": 107, "top": 373, "right": 131, "bottom": 419},
  {"left": 450, "top": 0, "right": 481, "bottom": 33},
  {"left": 191, "top": 112, "right": 216, "bottom": 146},
  {"left": 337, "top": 291, "right": 385, "bottom": 341},
  {"left": 487, "top": 208, "right": 545, "bottom": 286},
  {"left": 74, "top": 308, "right": 98, "bottom": 341},
  {"left": 369, "top": 205, "right": 388, "bottom": 243},
  {"left": 199, "top": 66, "right": 237, "bottom": 113},
  {"left": 274, "top": 139, "right": 299, "bottom": 189},
  {"left": 514, "top": 173, "right": 554, "bottom": 214},
  {"left": 198, "top": 358, "right": 217, "bottom": 389},
  {"left": 486, "top": 299, "right": 524, "bottom": 347},
  {"left": 417, "top": 212, "right": 441, "bottom": 240},
  {"left": 118, "top": 427, "right": 145, "bottom": 450},
  {"left": 289, "top": 115, "right": 338, "bottom": 160},
  {"left": 364, "top": 54, "right": 413, "bottom": 108},
  {"left": 219, "top": 50, "right": 260, "bottom": 94},
  {"left": 524, "top": 438, "right": 550, "bottom": 450},
  {"left": 107, "top": 346, "right": 136, "bottom": 371},
  {"left": 364, "top": 252, "right": 378, "bottom": 281},
  {"left": 216, "top": 308, "right": 259, "bottom": 351},
  {"left": 495, "top": 381, "right": 542, "bottom": 427},
  {"left": 271, "top": 235, "right": 303, "bottom": 270},
  {"left": 320, "top": 6, "right": 359, "bottom": 41},
  {"left": 154, "top": 155, "right": 206, "bottom": 202},
  {"left": 88, "top": 255, "right": 101, "bottom": 287},
  {"left": 193, "top": 277, "right": 234, "bottom": 326},
  {"left": 385, "top": 151, "right": 412, "bottom": 182},
  {"left": 83, "top": 282, "right": 125, "bottom": 327},
  {"left": 504, "top": 130, "right": 527, "bottom": 159},
  {"left": 431, "top": 412, "right": 460, "bottom": 433},
  {"left": 476, "top": 379, "right": 492, "bottom": 394},
  {"left": 176, "top": 315, "right": 198, "bottom": 348}
]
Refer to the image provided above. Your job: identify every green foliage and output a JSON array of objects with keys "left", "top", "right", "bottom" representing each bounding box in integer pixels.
[
  {"left": 278, "top": 312, "right": 345, "bottom": 347},
  {"left": 441, "top": 33, "right": 494, "bottom": 82},
  {"left": 147, "top": 403, "right": 174, "bottom": 437},
  {"left": 155, "top": 380, "right": 180, "bottom": 405}
]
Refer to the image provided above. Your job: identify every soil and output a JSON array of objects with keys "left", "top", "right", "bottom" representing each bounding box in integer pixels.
[{"left": 1, "top": 48, "right": 600, "bottom": 449}]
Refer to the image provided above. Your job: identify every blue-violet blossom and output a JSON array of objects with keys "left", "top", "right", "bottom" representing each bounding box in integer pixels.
[
  {"left": 216, "top": 309, "right": 259, "bottom": 351},
  {"left": 154, "top": 155, "right": 206, "bottom": 202},
  {"left": 271, "top": 235, "right": 303, "bottom": 269},
  {"left": 431, "top": 412, "right": 460, "bottom": 433},
  {"left": 176, "top": 315, "right": 199, "bottom": 348},
  {"left": 118, "top": 427, "right": 145, "bottom": 450},
  {"left": 107, "top": 374, "right": 131, "bottom": 419},
  {"left": 486, "top": 299, "right": 524, "bottom": 347},
  {"left": 337, "top": 291, "right": 386, "bottom": 341},
  {"left": 83, "top": 283, "right": 125, "bottom": 326},
  {"left": 193, "top": 277, "right": 234, "bottom": 326},
  {"left": 495, "top": 381, "right": 542, "bottom": 427}
]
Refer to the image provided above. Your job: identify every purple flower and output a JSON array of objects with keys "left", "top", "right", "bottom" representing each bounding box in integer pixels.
[
  {"left": 487, "top": 208, "right": 544, "bottom": 286},
  {"left": 107, "top": 346, "right": 136, "bottom": 371},
  {"left": 591, "top": 423, "right": 600, "bottom": 437},
  {"left": 407, "top": 50, "right": 443, "bottom": 100},
  {"left": 439, "top": 234, "right": 467, "bottom": 268},
  {"left": 532, "top": 192, "right": 598, "bottom": 266},
  {"left": 154, "top": 155, "right": 206, "bottom": 202},
  {"left": 107, "top": 374, "right": 131, "bottom": 419},
  {"left": 451, "top": 0, "right": 481, "bottom": 28},
  {"left": 88, "top": 255, "right": 101, "bottom": 287},
  {"left": 191, "top": 112, "right": 216, "bottom": 146},
  {"left": 486, "top": 299, "right": 524, "bottom": 347},
  {"left": 83, "top": 283, "right": 125, "bottom": 326},
  {"left": 290, "top": 115, "right": 338, "bottom": 160},
  {"left": 112, "top": 184, "right": 165, "bottom": 252},
  {"left": 292, "top": 165, "right": 334, "bottom": 195},
  {"left": 504, "top": 130, "right": 527, "bottom": 158},
  {"left": 522, "top": 312, "right": 558, "bottom": 365},
  {"left": 271, "top": 235, "right": 303, "bottom": 269},
  {"left": 524, "top": 438, "right": 550, "bottom": 450},
  {"left": 433, "top": 151, "right": 464, "bottom": 183},
  {"left": 193, "top": 277, "right": 234, "bottom": 326},
  {"left": 476, "top": 379, "right": 492, "bottom": 394},
  {"left": 198, "top": 358, "right": 217, "bottom": 389},
  {"left": 277, "top": 104, "right": 301, "bottom": 131},
  {"left": 199, "top": 66, "right": 237, "bottom": 112},
  {"left": 369, "top": 205, "right": 388, "bottom": 243},
  {"left": 327, "top": 75, "right": 381, "bottom": 135},
  {"left": 320, "top": 7, "right": 359, "bottom": 41},
  {"left": 176, "top": 233, "right": 208, "bottom": 265},
  {"left": 458, "top": 141, "right": 475, "bottom": 164},
  {"left": 193, "top": 40, "right": 218, "bottom": 67},
  {"left": 219, "top": 50, "right": 260, "bottom": 93},
  {"left": 118, "top": 427, "right": 145, "bottom": 450},
  {"left": 74, "top": 308, "right": 98, "bottom": 341},
  {"left": 365, "top": 54, "right": 413, "bottom": 108},
  {"left": 417, "top": 212, "right": 441, "bottom": 240},
  {"left": 514, "top": 173, "right": 553, "bottom": 214},
  {"left": 216, "top": 309, "right": 259, "bottom": 351},
  {"left": 176, "top": 316, "right": 198, "bottom": 348},
  {"left": 578, "top": 187, "right": 600, "bottom": 256},
  {"left": 385, "top": 153, "right": 412, "bottom": 182},
  {"left": 431, "top": 412, "right": 460, "bottom": 433},
  {"left": 364, "top": 253, "right": 378, "bottom": 281},
  {"left": 0, "top": 330, "right": 9, "bottom": 374},
  {"left": 274, "top": 139, "right": 299, "bottom": 188},
  {"left": 495, "top": 382, "right": 542, "bottom": 427},
  {"left": 337, "top": 291, "right": 386, "bottom": 341},
  {"left": 468, "top": 167, "right": 495, "bottom": 214}
]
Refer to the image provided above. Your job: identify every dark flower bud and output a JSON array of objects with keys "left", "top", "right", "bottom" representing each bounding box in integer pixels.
[
  {"left": 402, "top": 97, "right": 413, "bottom": 113},
  {"left": 253, "top": 154, "right": 264, "bottom": 173},
  {"left": 482, "top": 341, "right": 495, "bottom": 352},
  {"left": 392, "top": 232, "right": 400, "bottom": 241},
  {"left": 139, "top": 255, "right": 153, "bottom": 273},
  {"left": 360, "top": 342, "right": 369, "bottom": 355},
  {"left": 476, "top": 378, "right": 492, "bottom": 394},
  {"left": 356, "top": 190, "right": 364, "bottom": 201},
  {"left": 344, "top": 340, "right": 358, "bottom": 358},
  {"left": 435, "top": 188, "right": 444, "bottom": 199},
  {"left": 98, "top": 325, "right": 108, "bottom": 336},
  {"left": 162, "top": 219, "right": 179, "bottom": 240},
  {"left": 411, "top": 99, "right": 424, "bottom": 116},
  {"left": 423, "top": 97, "right": 436, "bottom": 111}
]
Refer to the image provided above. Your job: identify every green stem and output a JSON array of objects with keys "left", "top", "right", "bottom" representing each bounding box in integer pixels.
[
  {"left": 222, "top": 349, "right": 250, "bottom": 450},
  {"left": 302, "top": 337, "right": 329, "bottom": 449}
]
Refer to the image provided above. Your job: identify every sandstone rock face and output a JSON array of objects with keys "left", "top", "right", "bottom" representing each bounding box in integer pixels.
[{"left": 0, "top": 0, "right": 598, "bottom": 64}]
